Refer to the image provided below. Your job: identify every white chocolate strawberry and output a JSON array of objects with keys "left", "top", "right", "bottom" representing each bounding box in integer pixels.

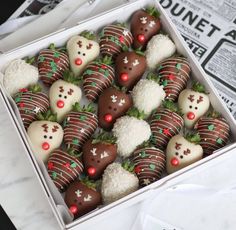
[
  {"left": 67, "top": 32, "right": 100, "bottom": 77},
  {"left": 49, "top": 71, "right": 82, "bottom": 123},
  {"left": 166, "top": 134, "right": 203, "bottom": 174},
  {"left": 178, "top": 82, "right": 210, "bottom": 129},
  {"left": 27, "top": 111, "right": 63, "bottom": 163}
]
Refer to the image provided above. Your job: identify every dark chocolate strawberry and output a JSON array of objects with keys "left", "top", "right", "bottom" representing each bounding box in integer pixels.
[
  {"left": 132, "top": 147, "right": 165, "bottom": 187},
  {"left": 157, "top": 56, "right": 191, "bottom": 101},
  {"left": 63, "top": 103, "right": 98, "bottom": 152},
  {"left": 64, "top": 181, "right": 102, "bottom": 219},
  {"left": 82, "top": 132, "right": 117, "bottom": 180},
  {"left": 130, "top": 6, "right": 161, "bottom": 49},
  {"left": 14, "top": 84, "right": 49, "bottom": 130},
  {"left": 82, "top": 56, "right": 115, "bottom": 101},
  {"left": 98, "top": 87, "right": 132, "bottom": 130},
  {"left": 115, "top": 50, "right": 146, "bottom": 90},
  {"left": 150, "top": 100, "right": 184, "bottom": 150},
  {"left": 99, "top": 24, "right": 133, "bottom": 59},
  {"left": 37, "top": 44, "right": 69, "bottom": 86},
  {"left": 194, "top": 111, "right": 230, "bottom": 156},
  {"left": 47, "top": 149, "right": 84, "bottom": 192}
]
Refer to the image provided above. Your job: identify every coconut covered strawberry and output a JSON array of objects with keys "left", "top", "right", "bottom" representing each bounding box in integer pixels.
[
  {"left": 131, "top": 73, "right": 166, "bottom": 116},
  {"left": 37, "top": 44, "right": 69, "bottom": 86},
  {"left": 145, "top": 34, "right": 176, "bottom": 69},
  {"left": 47, "top": 149, "right": 84, "bottom": 192},
  {"left": 82, "top": 56, "right": 115, "bottom": 101},
  {"left": 49, "top": 70, "right": 82, "bottom": 123},
  {"left": 101, "top": 162, "right": 139, "bottom": 204},
  {"left": 63, "top": 103, "right": 98, "bottom": 152},
  {"left": 166, "top": 133, "right": 203, "bottom": 174},
  {"left": 14, "top": 84, "right": 49, "bottom": 130},
  {"left": 64, "top": 180, "right": 102, "bottom": 219},
  {"left": 112, "top": 108, "right": 151, "bottom": 158},
  {"left": 150, "top": 100, "right": 184, "bottom": 150},
  {"left": 98, "top": 87, "right": 133, "bottom": 130},
  {"left": 27, "top": 110, "right": 63, "bottom": 163},
  {"left": 178, "top": 82, "right": 210, "bottom": 129},
  {"left": 157, "top": 56, "right": 191, "bottom": 101},
  {"left": 82, "top": 132, "right": 117, "bottom": 180},
  {"left": 130, "top": 6, "right": 161, "bottom": 49},
  {"left": 194, "top": 111, "right": 230, "bottom": 156},
  {"left": 67, "top": 31, "right": 100, "bottom": 77}
]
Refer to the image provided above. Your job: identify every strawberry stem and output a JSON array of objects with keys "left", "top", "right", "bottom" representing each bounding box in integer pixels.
[
  {"left": 72, "top": 102, "right": 96, "bottom": 113},
  {"left": 25, "top": 56, "right": 36, "bottom": 65},
  {"left": 162, "top": 100, "right": 183, "bottom": 115},
  {"left": 80, "top": 30, "right": 96, "bottom": 40},
  {"left": 146, "top": 72, "right": 160, "bottom": 84},
  {"left": 122, "top": 159, "right": 135, "bottom": 173},
  {"left": 145, "top": 6, "right": 160, "bottom": 18},
  {"left": 192, "top": 82, "right": 207, "bottom": 94},
  {"left": 37, "top": 110, "right": 57, "bottom": 122},
  {"left": 94, "top": 55, "right": 114, "bottom": 66},
  {"left": 63, "top": 70, "right": 82, "bottom": 85},
  {"left": 67, "top": 148, "right": 82, "bottom": 158},
  {"left": 126, "top": 107, "right": 145, "bottom": 120},
  {"left": 28, "top": 84, "right": 42, "bottom": 93},
  {"left": 185, "top": 133, "right": 201, "bottom": 144},
  {"left": 79, "top": 175, "right": 100, "bottom": 190},
  {"left": 134, "top": 47, "right": 145, "bottom": 56},
  {"left": 91, "top": 131, "right": 117, "bottom": 144},
  {"left": 207, "top": 110, "right": 221, "bottom": 118}
]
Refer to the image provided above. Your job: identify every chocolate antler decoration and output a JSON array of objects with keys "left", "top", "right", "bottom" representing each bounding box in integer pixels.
[
  {"left": 42, "top": 124, "right": 49, "bottom": 133},
  {"left": 86, "top": 43, "right": 93, "bottom": 50},
  {"left": 197, "top": 96, "right": 203, "bottom": 104},
  {"left": 175, "top": 142, "right": 182, "bottom": 150},
  {"left": 59, "top": 86, "right": 64, "bottom": 93},
  {"left": 77, "top": 41, "right": 82, "bottom": 48},
  {"left": 183, "top": 148, "right": 191, "bottom": 155},
  {"left": 68, "top": 88, "right": 74, "bottom": 95},
  {"left": 188, "top": 95, "right": 194, "bottom": 102},
  {"left": 52, "top": 125, "right": 59, "bottom": 133}
]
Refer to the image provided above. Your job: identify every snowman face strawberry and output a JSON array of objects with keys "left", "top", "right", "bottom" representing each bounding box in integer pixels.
[
  {"left": 49, "top": 79, "right": 82, "bottom": 123},
  {"left": 27, "top": 121, "right": 63, "bottom": 162},
  {"left": 67, "top": 35, "right": 100, "bottom": 76},
  {"left": 166, "top": 134, "right": 203, "bottom": 174},
  {"left": 178, "top": 89, "right": 210, "bottom": 129}
]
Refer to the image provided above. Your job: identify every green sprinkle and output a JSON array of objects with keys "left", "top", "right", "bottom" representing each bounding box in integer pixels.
[
  {"left": 155, "top": 115, "right": 161, "bottom": 120},
  {"left": 72, "top": 138, "right": 79, "bottom": 145},
  {"left": 39, "top": 56, "right": 45, "bottom": 62},
  {"left": 159, "top": 129, "right": 163, "bottom": 134},
  {"left": 149, "top": 164, "right": 156, "bottom": 170},
  {"left": 176, "top": 63, "right": 181, "bottom": 70},
  {"left": 46, "top": 72, "right": 53, "bottom": 78},
  {"left": 158, "top": 65, "right": 163, "bottom": 70},
  {"left": 208, "top": 124, "right": 215, "bottom": 131},
  {"left": 79, "top": 115, "right": 87, "bottom": 121},
  {"left": 85, "top": 69, "right": 93, "bottom": 75},
  {"left": 15, "top": 97, "right": 21, "bottom": 103},
  {"left": 70, "top": 161, "right": 77, "bottom": 168},
  {"left": 216, "top": 138, "right": 223, "bottom": 144},
  {"left": 53, "top": 52, "right": 60, "bottom": 58},
  {"left": 161, "top": 79, "right": 168, "bottom": 87},
  {"left": 52, "top": 172, "right": 57, "bottom": 179},
  {"left": 140, "top": 151, "right": 147, "bottom": 158},
  {"left": 104, "top": 70, "right": 109, "bottom": 77},
  {"left": 91, "top": 82, "right": 96, "bottom": 87}
]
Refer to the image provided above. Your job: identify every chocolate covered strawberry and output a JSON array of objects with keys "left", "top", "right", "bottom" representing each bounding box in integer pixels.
[
  {"left": 64, "top": 180, "right": 102, "bottom": 219},
  {"left": 132, "top": 146, "right": 165, "bottom": 187},
  {"left": 194, "top": 111, "right": 230, "bottom": 156},
  {"left": 116, "top": 50, "right": 146, "bottom": 90},
  {"left": 98, "top": 87, "right": 132, "bottom": 130},
  {"left": 82, "top": 132, "right": 117, "bottom": 180},
  {"left": 47, "top": 149, "right": 84, "bottom": 192},
  {"left": 158, "top": 56, "right": 191, "bottom": 101},
  {"left": 14, "top": 84, "right": 49, "bottom": 130},
  {"left": 150, "top": 100, "right": 184, "bottom": 150},
  {"left": 82, "top": 56, "right": 115, "bottom": 101},
  {"left": 37, "top": 44, "right": 69, "bottom": 86},
  {"left": 63, "top": 103, "right": 98, "bottom": 152},
  {"left": 130, "top": 6, "right": 161, "bottom": 49},
  {"left": 99, "top": 23, "right": 133, "bottom": 59}
]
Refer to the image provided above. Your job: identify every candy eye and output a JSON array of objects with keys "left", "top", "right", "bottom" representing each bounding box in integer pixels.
[
  {"left": 97, "top": 160, "right": 100, "bottom": 163},
  {"left": 180, "top": 155, "right": 183, "bottom": 159},
  {"left": 195, "top": 107, "right": 198, "bottom": 110},
  {"left": 129, "top": 67, "right": 132, "bottom": 71},
  {"left": 145, "top": 29, "right": 148, "bottom": 32},
  {"left": 49, "top": 136, "right": 53, "bottom": 139},
  {"left": 189, "top": 105, "right": 192, "bottom": 109},
  {"left": 91, "top": 158, "right": 94, "bottom": 161},
  {"left": 124, "top": 66, "right": 127, "bottom": 69},
  {"left": 175, "top": 152, "right": 179, "bottom": 156},
  {"left": 44, "top": 135, "right": 47, "bottom": 139},
  {"left": 64, "top": 96, "right": 67, "bottom": 99},
  {"left": 108, "top": 106, "right": 112, "bottom": 110},
  {"left": 59, "top": 94, "right": 62, "bottom": 97},
  {"left": 140, "top": 27, "right": 143, "bottom": 31},
  {"left": 114, "top": 108, "right": 117, "bottom": 111},
  {"left": 78, "top": 51, "right": 81, "bottom": 54},
  {"left": 83, "top": 53, "right": 86, "bottom": 56}
]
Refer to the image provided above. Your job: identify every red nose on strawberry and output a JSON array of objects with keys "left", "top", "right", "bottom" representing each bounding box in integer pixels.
[
  {"left": 82, "top": 56, "right": 115, "bottom": 101},
  {"left": 150, "top": 100, "right": 184, "bottom": 150},
  {"left": 63, "top": 103, "right": 98, "bottom": 152},
  {"left": 116, "top": 50, "right": 147, "bottom": 90},
  {"left": 157, "top": 56, "right": 191, "bottom": 101},
  {"left": 82, "top": 132, "right": 117, "bottom": 180},
  {"left": 132, "top": 147, "right": 166, "bottom": 187},
  {"left": 47, "top": 149, "right": 84, "bottom": 192},
  {"left": 194, "top": 111, "right": 230, "bottom": 156},
  {"left": 130, "top": 6, "right": 161, "bottom": 49},
  {"left": 98, "top": 87, "right": 132, "bottom": 130},
  {"left": 99, "top": 23, "right": 133, "bottom": 59},
  {"left": 37, "top": 44, "right": 69, "bottom": 86},
  {"left": 14, "top": 84, "right": 49, "bottom": 130}
]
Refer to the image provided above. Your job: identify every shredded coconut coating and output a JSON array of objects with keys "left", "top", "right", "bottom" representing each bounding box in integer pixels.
[
  {"left": 101, "top": 163, "right": 139, "bottom": 204},
  {"left": 146, "top": 34, "right": 176, "bottom": 69},
  {"left": 3, "top": 59, "right": 39, "bottom": 96},
  {"left": 112, "top": 116, "right": 151, "bottom": 158},
  {"left": 132, "top": 79, "right": 166, "bottom": 116}
]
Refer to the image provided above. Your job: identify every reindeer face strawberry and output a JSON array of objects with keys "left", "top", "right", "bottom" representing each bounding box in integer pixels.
[
  {"left": 99, "top": 24, "right": 133, "bottom": 59},
  {"left": 27, "top": 111, "right": 63, "bottom": 163},
  {"left": 49, "top": 71, "right": 82, "bottom": 123},
  {"left": 166, "top": 134, "right": 203, "bottom": 174},
  {"left": 194, "top": 112, "right": 230, "bottom": 156},
  {"left": 37, "top": 44, "right": 69, "bottom": 86},
  {"left": 150, "top": 100, "right": 184, "bottom": 150},
  {"left": 63, "top": 103, "right": 98, "bottom": 152},
  {"left": 98, "top": 87, "right": 132, "bottom": 130},
  {"left": 47, "top": 149, "right": 84, "bottom": 192},
  {"left": 67, "top": 32, "right": 100, "bottom": 77},
  {"left": 116, "top": 51, "right": 146, "bottom": 90},
  {"left": 158, "top": 56, "right": 191, "bottom": 101},
  {"left": 82, "top": 133, "right": 117, "bottom": 180},
  {"left": 14, "top": 85, "right": 49, "bottom": 130},
  {"left": 82, "top": 56, "right": 115, "bottom": 101},
  {"left": 178, "top": 82, "right": 210, "bottom": 129},
  {"left": 130, "top": 7, "right": 161, "bottom": 49},
  {"left": 64, "top": 181, "right": 102, "bottom": 219}
]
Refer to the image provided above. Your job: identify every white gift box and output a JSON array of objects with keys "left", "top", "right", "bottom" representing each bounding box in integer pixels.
[{"left": 0, "top": 0, "right": 236, "bottom": 229}]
